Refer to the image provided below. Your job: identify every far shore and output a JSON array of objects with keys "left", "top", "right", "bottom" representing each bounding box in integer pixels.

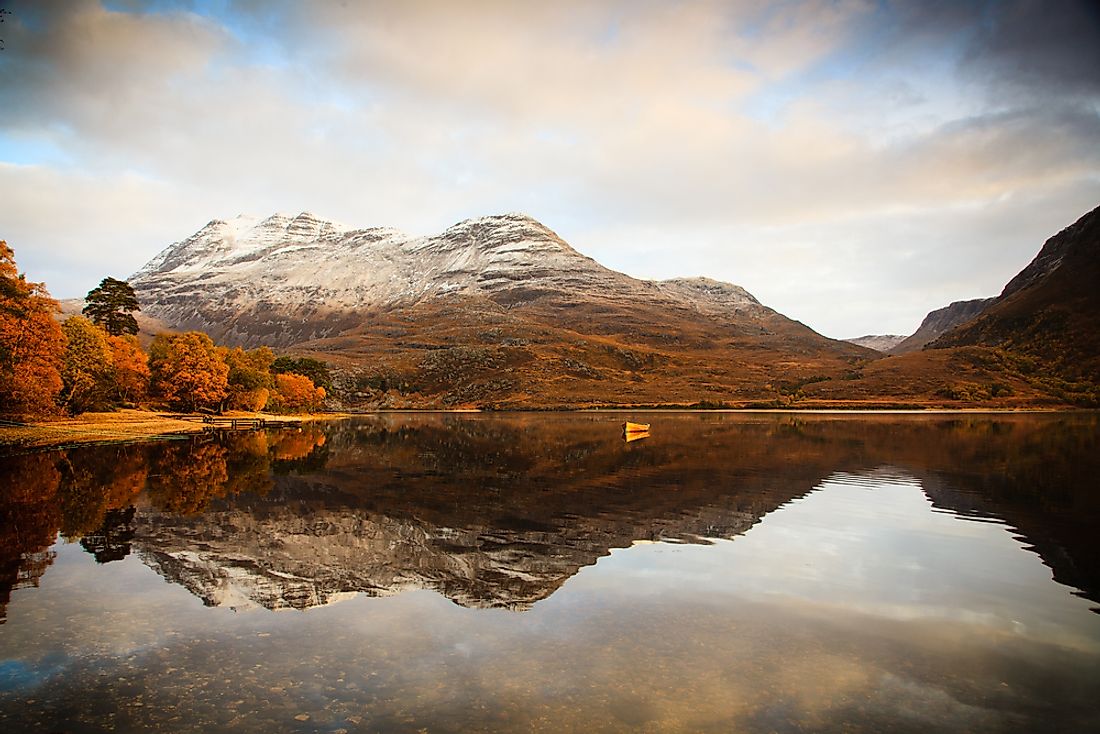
[{"left": 2, "top": 403, "right": 1085, "bottom": 452}]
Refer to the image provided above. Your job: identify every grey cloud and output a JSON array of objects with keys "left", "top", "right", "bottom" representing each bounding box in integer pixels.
[{"left": 960, "top": 0, "right": 1100, "bottom": 98}]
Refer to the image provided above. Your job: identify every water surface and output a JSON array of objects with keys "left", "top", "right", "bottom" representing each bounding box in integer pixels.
[{"left": 1, "top": 412, "right": 1098, "bottom": 732}]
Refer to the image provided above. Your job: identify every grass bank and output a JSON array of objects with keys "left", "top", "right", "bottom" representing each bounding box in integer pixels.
[{"left": 0, "top": 408, "right": 348, "bottom": 451}]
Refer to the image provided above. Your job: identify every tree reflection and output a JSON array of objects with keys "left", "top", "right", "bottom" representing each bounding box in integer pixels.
[
  {"left": 269, "top": 425, "right": 329, "bottom": 474},
  {"left": 0, "top": 426, "right": 329, "bottom": 601},
  {"left": 57, "top": 445, "right": 149, "bottom": 540},
  {"left": 0, "top": 453, "right": 61, "bottom": 624},
  {"left": 79, "top": 507, "right": 136, "bottom": 564}
]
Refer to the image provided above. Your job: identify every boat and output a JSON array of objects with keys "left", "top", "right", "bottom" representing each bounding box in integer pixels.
[
  {"left": 623, "top": 430, "right": 650, "bottom": 443},
  {"left": 622, "top": 422, "right": 650, "bottom": 433}
]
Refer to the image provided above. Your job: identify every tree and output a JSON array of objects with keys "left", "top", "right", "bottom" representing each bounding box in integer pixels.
[
  {"left": 83, "top": 277, "right": 140, "bottom": 336},
  {"left": 272, "top": 355, "right": 332, "bottom": 393},
  {"left": 60, "top": 316, "right": 114, "bottom": 414},
  {"left": 148, "top": 332, "right": 229, "bottom": 412},
  {"left": 0, "top": 241, "right": 64, "bottom": 417},
  {"left": 222, "top": 346, "right": 275, "bottom": 411},
  {"left": 269, "top": 372, "right": 326, "bottom": 413},
  {"left": 107, "top": 333, "right": 150, "bottom": 404}
]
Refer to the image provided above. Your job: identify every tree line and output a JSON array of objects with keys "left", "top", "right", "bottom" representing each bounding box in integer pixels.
[{"left": 0, "top": 241, "right": 329, "bottom": 417}]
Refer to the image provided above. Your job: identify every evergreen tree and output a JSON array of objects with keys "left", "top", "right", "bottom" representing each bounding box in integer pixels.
[{"left": 83, "top": 277, "right": 140, "bottom": 336}]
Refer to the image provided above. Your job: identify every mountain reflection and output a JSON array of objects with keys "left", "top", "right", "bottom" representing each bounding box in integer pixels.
[{"left": 0, "top": 413, "right": 1097, "bottom": 619}]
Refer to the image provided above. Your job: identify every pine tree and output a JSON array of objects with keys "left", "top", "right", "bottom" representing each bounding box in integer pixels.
[{"left": 83, "top": 277, "right": 140, "bottom": 336}]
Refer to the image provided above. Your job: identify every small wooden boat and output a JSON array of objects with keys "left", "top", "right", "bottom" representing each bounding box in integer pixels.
[
  {"left": 622, "top": 422, "right": 650, "bottom": 433},
  {"left": 624, "top": 430, "right": 650, "bottom": 443}
]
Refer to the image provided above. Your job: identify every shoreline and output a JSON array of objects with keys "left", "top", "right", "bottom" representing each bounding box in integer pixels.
[
  {"left": 2, "top": 405, "right": 1088, "bottom": 452},
  {"left": 0, "top": 409, "right": 350, "bottom": 452}
]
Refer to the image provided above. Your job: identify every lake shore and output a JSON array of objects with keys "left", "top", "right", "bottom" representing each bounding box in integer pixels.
[
  {"left": 3, "top": 403, "right": 1081, "bottom": 451},
  {"left": 0, "top": 408, "right": 348, "bottom": 451}
]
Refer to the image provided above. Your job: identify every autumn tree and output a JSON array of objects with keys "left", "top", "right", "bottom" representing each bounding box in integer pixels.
[
  {"left": 0, "top": 241, "right": 64, "bottom": 417},
  {"left": 107, "top": 333, "right": 150, "bottom": 404},
  {"left": 148, "top": 331, "right": 229, "bottom": 412},
  {"left": 222, "top": 346, "right": 275, "bottom": 411},
  {"left": 60, "top": 316, "right": 114, "bottom": 414},
  {"left": 272, "top": 355, "right": 332, "bottom": 392},
  {"left": 146, "top": 441, "right": 230, "bottom": 515},
  {"left": 82, "top": 277, "right": 140, "bottom": 336},
  {"left": 268, "top": 372, "right": 326, "bottom": 413}
]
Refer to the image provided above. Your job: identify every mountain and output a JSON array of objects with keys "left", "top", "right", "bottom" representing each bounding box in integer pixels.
[
  {"left": 130, "top": 212, "right": 870, "bottom": 408},
  {"left": 930, "top": 204, "right": 1100, "bottom": 383},
  {"left": 888, "top": 298, "right": 995, "bottom": 354},
  {"left": 796, "top": 204, "right": 1100, "bottom": 407},
  {"left": 844, "top": 334, "right": 906, "bottom": 352}
]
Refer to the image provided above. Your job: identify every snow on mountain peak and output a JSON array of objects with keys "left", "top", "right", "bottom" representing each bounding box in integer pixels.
[{"left": 130, "top": 211, "right": 767, "bottom": 346}]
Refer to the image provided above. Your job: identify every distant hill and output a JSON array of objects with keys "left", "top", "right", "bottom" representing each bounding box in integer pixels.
[
  {"left": 888, "top": 298, "right": 995, "bottom": 354},
  {"left": 844, "top": 334, "right": 906, "bottom": 352},
  {"left": 930, "top": 204, "right": 1100, "bottom": 385}
]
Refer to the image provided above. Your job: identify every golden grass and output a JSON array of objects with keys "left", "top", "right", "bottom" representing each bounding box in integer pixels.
[{"left": 0, "top": 408, "right": 348, "bottom": 450}]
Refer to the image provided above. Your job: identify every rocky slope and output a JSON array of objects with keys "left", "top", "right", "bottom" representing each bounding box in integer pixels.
[
  {"left": 888, "top": 298, "right": 995, "bottom": 354},
  {"left": 130, "top": 212, "right": 870, "bottom": 407}
]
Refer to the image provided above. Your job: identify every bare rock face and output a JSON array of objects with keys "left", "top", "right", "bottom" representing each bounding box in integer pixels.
[{"left": 888, "top": 298, "right": 995, "bottom": 354}]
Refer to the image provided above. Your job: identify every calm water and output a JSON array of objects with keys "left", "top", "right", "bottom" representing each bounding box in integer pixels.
[{"left": 1, "top": 412, "right": 1099, "bottom": 732}]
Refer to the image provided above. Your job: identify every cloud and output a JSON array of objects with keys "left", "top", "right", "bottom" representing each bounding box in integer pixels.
[{"left": 0, "top": 0, "right": 1097, "bottom": 337}]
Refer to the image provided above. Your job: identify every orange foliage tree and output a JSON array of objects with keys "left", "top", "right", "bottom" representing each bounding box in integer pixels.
[
  {"left": 148, "top": 331, "right": 229, "bottom": 411},
  {"left": 107, "top": 333, "right": 150, "bottom": 404},
  {"left": 269, "top": 372, "right": 326, "bottom": 413},
  {"left": 0, "top": 241, "right": 64, "bottom": 417}
]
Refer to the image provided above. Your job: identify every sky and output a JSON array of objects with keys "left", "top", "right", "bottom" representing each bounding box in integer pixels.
[{"left": 1, "top": 0, "right": 1098, "bottom": 339}]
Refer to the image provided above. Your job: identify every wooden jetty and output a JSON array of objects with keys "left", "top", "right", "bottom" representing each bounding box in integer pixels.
[{"left": 169, "top": 415, "right": 268, "bottom": 430}]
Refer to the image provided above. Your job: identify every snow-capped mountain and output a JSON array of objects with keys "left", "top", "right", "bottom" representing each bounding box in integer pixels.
[
  {"left": 130, "top": 211, "right": 870, "bottom": 407},
  {"left": 130, "top": 211, "right": 765, "bottom": 346}
]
